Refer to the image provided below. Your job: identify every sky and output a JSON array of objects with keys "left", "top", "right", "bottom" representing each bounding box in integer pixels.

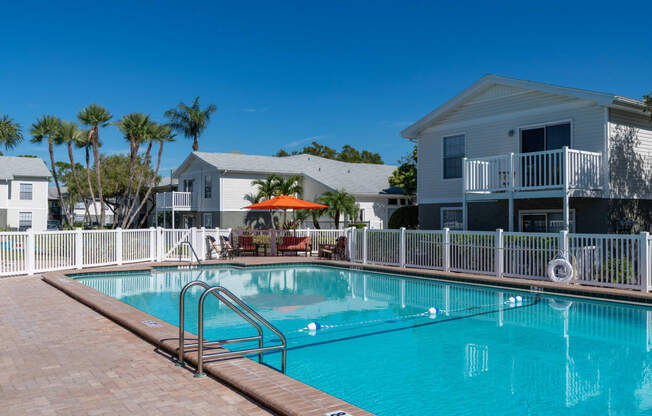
[{"left": 1, "top": 0, "right": 651, "bottom": 175}]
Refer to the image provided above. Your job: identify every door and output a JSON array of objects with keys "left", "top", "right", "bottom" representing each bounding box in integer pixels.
[{"left": 520, "top": 123, "right": 571, "bottom": 187}]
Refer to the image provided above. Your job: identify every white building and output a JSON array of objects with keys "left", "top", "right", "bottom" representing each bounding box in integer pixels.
[
  {"left": 0, "top": 156, "right": 51, "bottom": 230},
  {"left": 401, "top": 74, "right": 652, "bottom": 233},
  {"left": 155, "top": 152, "right": 405, "bottom": 229}
]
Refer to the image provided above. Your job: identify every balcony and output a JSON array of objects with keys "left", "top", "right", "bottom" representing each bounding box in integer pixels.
[
  {"left": 155, "top": 191, "right": 192, "bottom": 211},
  {"left": 463, "top": 147, "right": 603, "bottom": 199}
]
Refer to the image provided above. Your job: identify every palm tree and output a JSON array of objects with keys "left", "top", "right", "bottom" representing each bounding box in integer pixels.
[
  {"left": 252, "top": 174, "right": 282, "bottom": 202},
  {"left": 319, "top": 190, "right": 357, "bottom": 229},
  {"left": 0, "top": 114, "right": 23, "bottom": 151},
  {"left": 31, "top": 116, "right": 73, "bottom": 227},
  {"left": 164, "top": 97, "right": 216, "bottom": 151},
  {"left": 126, "top": 122, "right": 176, "bottom": 228},
  {"left": 274, "top": 175, "right": 303, "bottom": 197},
  {"left": 115, "top": 113, "right": 151, "bottom": 226},
  {"left": 78, "top": 104, "right": 112, "bottom": 227},
  {"left": 58, "top": 121, "right": 91, "bottom": 224},
  {"left": 74, "top": 133, "right": 99, "bottom": 225}
]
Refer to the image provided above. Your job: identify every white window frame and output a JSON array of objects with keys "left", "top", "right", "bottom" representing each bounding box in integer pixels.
[
  {"left": 19, "top": 211, "right": 32, "bottom": 230},
  {"left": 441, "top": 133, "right": 466, "bottom": 180},
  {"left": 518, "top": 119, "right": 573, "bottom": 153},
  {"left": 441, "top": 207, "right": 464, "bottom": 230},
  {"left": 19, "top": 183, "right": 32, "bottom": 200},
  {"left": 518, "top": 209, "right": 576, "bottom": 233}
]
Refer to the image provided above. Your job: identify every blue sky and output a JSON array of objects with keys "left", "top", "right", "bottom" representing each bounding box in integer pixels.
[{"left": 1, "top": 0, "right": 650, "bottom": 173}]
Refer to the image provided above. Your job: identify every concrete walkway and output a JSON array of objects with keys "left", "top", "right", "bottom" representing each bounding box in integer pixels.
[{"left": 0, "top": 274, "right": 273, "bottom": 416}]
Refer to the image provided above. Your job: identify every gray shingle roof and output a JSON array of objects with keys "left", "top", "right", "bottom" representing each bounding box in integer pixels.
[
  {"left": 192, "top": 152, "right": 398, "bottom": 195},
  {"left": 0, "top": 156, "right": 51, "bottom": 180}
]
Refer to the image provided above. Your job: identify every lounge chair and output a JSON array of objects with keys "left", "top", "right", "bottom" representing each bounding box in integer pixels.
[
  {"left": 277, "top": 236, "right": 311, "bottom": 256},
  {"left": 320, "top": 236, "right": 347, "bottom": 260},
  {"left": 206, "top": 235, "right": 235, "bottom": 259}
]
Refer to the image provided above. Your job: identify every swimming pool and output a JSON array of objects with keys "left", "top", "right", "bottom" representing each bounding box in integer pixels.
[{"left": 77, "top": 264, "right": 652, "bottom": 415}]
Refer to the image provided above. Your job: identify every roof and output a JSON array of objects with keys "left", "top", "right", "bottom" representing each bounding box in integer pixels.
[
  {"left": 183, "top": 152, "right": 399, "bottom": 195},
  {"left": 0, "top": 156, "right": 51, "bottom": 180},
  {"left": 48, "top": 186, "right": 68, "bottom": 199},
  {"left": 401, "top": 74, "right": 647, "bottom": 139}
]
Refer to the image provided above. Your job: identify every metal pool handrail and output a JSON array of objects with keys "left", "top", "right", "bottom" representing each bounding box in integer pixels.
[
  {"left": 177, "top": 280, "right": 287, "bottom": 377},
  {"left": 178, "top": 240, "right": 202, "bottom": 266}
]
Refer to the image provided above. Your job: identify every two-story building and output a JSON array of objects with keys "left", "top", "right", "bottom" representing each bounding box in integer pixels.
[
  {"left": 401, "top": 75, "right": 652, "bottom": 233},
  {"left": 0, "top": 156, "right": 51, "bottom": 230},
  {"left": 155, "top": 151, "right": 403, "bottom": 229}
]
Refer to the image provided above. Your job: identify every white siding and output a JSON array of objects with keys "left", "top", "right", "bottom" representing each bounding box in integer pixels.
[
  {"left": 4, "top": 177, "right": 49, "bottom": 230},
  {"left": 175, "top": 158, "right": 219, "bottom": 212},
  {"left": 608, "top": 108, "right": 652, "bottom": 198},
  {"left": 418, "top": 89, "right": 605, "bottom": 202}
]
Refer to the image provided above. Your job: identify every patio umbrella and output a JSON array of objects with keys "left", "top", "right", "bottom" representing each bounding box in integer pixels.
[{"left": 243, "top": 195, "right": 327, "bottom": 229}]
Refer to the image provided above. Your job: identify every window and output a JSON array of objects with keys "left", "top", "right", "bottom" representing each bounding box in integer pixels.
[
  {"left": 519, "top": 210, "right": 575, "bottom": 233},
  {"left": 521, "top": 122, "right": 570, "bottom": 153},
  {"left": 19, "top": 212, "right": 32, "bottom": 230},
  {"left": 443, "top": 135, "right": 465, "bottom": 179},
  {"left": 204, "top": 175, "right": 212, "bottom": 199},
  {"left": 20, "top": 183, "right": 32, "bottom": 200},
  {"left": 388, "top": 198, "right": 398, "bottom": 205},
  {"left": 441, "top": 207, "right": 463, "bottom": 230},
  {"left": 203, "top": 213, "right": 213, "bottom": 228},
  {"left": 183, "top": 179, "right": 194, "bottom": 193}
]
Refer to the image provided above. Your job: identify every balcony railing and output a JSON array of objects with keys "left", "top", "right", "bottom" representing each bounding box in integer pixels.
[
  {"left": 464, "top": 147, "right": 603, "bottom": 194},
  {"left": 155, "top": 191, "right": 192, "bottom": 211}
]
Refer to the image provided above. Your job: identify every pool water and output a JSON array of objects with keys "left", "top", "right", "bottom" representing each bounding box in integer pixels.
[{"left": 77, "top": 265, "right": 652, "bottom": 415}]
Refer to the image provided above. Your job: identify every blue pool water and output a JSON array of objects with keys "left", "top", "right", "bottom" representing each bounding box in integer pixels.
[{"left": 77, "top": 264, "right": 652, "bottom": 415}]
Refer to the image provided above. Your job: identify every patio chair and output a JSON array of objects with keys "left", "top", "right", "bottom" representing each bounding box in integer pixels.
[
  {"left": 206, "top": 235, "right": 234, "bottom": 259},
  {"left": 277, "top": 236, "right": 311, "bottom": 256},
  {"left": 320, "top": 236, "right": 347, "bottom": 260},
  {"left": 236, "top": 235, "right": 257, "bottom": 256}
]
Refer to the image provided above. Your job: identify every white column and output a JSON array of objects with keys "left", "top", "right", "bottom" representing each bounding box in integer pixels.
[
  {"left": 75, "top": 228, "right": 83, "bottom": 269},
  {"left": 640, "top": 232, "right": 650, "bottom": 292},
  {"left": 563, "top": 146, "right": 570, "bottom": 231},
  {"left": 26, "top": 228, "right": 35, "bottom": 275},
  {"left": 495, "top": 228, "right": 503, "bottom": 278},
  {"left": 462, "top": 156, "right": 468, "bottom": 230},
  {"left": 362, "top": 227, "right": 368, "bottom": 264},
  {"left": 443, "top": 227, "right": 450, "bottom": 272},
  {"left": 399, "top": 227, "right": 406, "bottom": 267},
  {"left": 149, "top": 227, "right": 156, "bottom": 262},
  {"left": 116, "top": 228, "right": 123, "bottom": 265},
  {"left": 172, "top": 209, "right": 175, "bottom": 230},
  {"left": 559, "top": 229, "right": 569, "bottom": 257},
  {"left": 562, "top": 193, "right": 570, "bottom": 232}
]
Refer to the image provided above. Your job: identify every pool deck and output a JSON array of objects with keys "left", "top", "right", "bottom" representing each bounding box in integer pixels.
[{"left": 6, "top": 255, "right": 652, "bottom": 416}]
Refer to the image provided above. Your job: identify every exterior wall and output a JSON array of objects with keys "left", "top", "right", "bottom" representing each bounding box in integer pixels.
[
  {"left": 176, "top": 158, "right": 219, "bottom": 212},
  {"left": 418, "top": 203, "right": 463, "bottom": 230},
  {"left": 417, "top": 87, "right": 605, "bottom": 204},
  {"left": 0, "top": 209, "right": 6, "bottom": 228},
  {"left": 608, "top": 108, "right": 652, "bottom": 199},
  {"left": 4, "top": 177, "right": 49, "bottom": 230}
]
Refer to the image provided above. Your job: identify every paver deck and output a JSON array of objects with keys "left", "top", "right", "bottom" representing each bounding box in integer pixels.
[{"left": 0, "top": 274, "right": 274, "bottom": 416}]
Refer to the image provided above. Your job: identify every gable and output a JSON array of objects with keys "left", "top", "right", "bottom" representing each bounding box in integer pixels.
[{"left": 464, "top": 84, "right": 529, "bottom": 105}]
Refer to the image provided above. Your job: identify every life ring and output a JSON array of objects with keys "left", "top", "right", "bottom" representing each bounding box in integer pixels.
[{"left": 547, "top": 256, "right": 574, "bottom": 283}]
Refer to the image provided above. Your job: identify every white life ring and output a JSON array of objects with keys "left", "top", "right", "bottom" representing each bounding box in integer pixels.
[{"left": 547, "top": 257, "right": 574, "bottom": 283}]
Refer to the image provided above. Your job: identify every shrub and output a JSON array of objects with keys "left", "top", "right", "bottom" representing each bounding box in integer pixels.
[{"left": 388, "top": 206, "right": 418, "bottom": 229}]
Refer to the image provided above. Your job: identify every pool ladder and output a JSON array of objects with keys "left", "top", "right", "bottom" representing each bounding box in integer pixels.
[{"left": 176, "top": 280, "right": 287, "bottom": 378}]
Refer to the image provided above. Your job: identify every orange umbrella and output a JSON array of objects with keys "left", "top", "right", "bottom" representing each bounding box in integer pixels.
[{"left": 243, "top": 195, "right": 327, "bottom": 210}]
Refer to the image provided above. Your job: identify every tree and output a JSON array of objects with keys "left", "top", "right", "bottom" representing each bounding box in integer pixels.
[
  {"left": 389, "top": 144, "right": 417, "bottom": 198},
  {"left": 74, "top": 132, "right": 99, "bottom": 225},
  {"left": 0, "top": 114, "right": 23, "bottom": 151},
  {"left": 164, "top": 96, "right": 217, "bottom": 152},
  {"left": 274, "top": 175, "right": 303, "bottom": 197},
  {"left": 58, "top": 121, "right": 92, "bottom": 224},
  {"left": 252, "top": 174, "right": 282, "bottom": 203},
  {"left": 645, "top": 93, "right": 652, "bottom": 121},
  {"left": 319, "top": 190, "right": 357, "bottom": 229},
  {"left": 30, "top": 116, "right": 73, "bottom": 227},
  {"left": 274, "top": 141, "right": 384, "bottom": 164},
  {"left": 115, "top": 113, "right": 151, "bottom": 227},
  {"left": 78, "top": 104, "right": 112, "bottom": 227},
  {"left": 127, "top": 123, "right": 176, "bottom": 228}
]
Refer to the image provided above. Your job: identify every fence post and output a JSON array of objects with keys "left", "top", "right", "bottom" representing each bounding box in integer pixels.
[
  {"left": 116, "top": 228, "right": 123, "bottom": 265},
  {"left": 199, "top": 227, "right": 206, "bottom": 261},
  {"left": 26, "top": 228, "right": 35, "bottom": 275},
  {"left": 640, "top": 232, "right": 650, "bottom": 292},
  {"left": 157, "top": 227, "right": 164, "bottom": 262},
  {"left": 347, "top": 227, "right": 353, "bottom": 261},
  {"left": 399, "top": 227, "right": 406, "bottom": 267},
  {"left": 495, "top": 228, "right": 503, "bottom": 278},
  {"left": 149, "top": 227, "right": 156, "bottom": 262},
  {"left": 75, "top": 228, "right": 83, "bottom": 269},
  {"left": 362, "top": 227, "right": 368, "bottom": 264},
  {"left": 443, "top": 228, "right": 450, "bottom": 272},
  {"left": 559, "top": 229, "right": 569, "bottom": 257}
]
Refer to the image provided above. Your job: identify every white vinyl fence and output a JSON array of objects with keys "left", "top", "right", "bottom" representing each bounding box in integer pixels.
[{"left": 348, "top": 227, "right": 652, "bottom": 292}]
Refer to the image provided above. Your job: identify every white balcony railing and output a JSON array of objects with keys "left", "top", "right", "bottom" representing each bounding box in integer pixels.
[
  {"left": 155, "top": 191, "right": 192, "bottom": 211},
  {"left": 464, "top": 147, "right": 603, "bottom": 194}
]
